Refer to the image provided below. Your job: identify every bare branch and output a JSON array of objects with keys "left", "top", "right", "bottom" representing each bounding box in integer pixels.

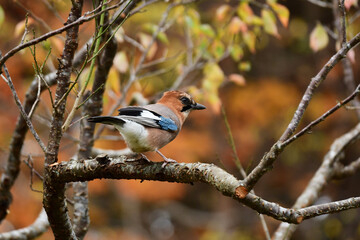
[
  {"left": 333, "top": 157, "right": 360, "bottom": 178},
  {"left": 0, "top": 0, "right": 124, "bottom": 69},
  {"left": 46, "top": 157, "right": 360, "bottom": 224},
  {"left": 279, "top": 31, "right": 360, "bottom": 142},
  {"left": 282, "top": 84, "right": 360, "bottom": 147},
  {"left": 273, "top": 122, "right": 360, "bottom": 239},
  {"left": 0, "top": 208, "right": 49, "bottom": 240},
  {"left": 0, "top": 56, "right": 47, "bottom": 153},
  {"left": 43, "top": 1, "right": 85, "bottom": 239}
]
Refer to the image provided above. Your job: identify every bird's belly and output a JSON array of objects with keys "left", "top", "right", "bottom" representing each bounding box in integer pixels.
[{"left": 115, "top": 121, "right": 154, "bottom": 153}]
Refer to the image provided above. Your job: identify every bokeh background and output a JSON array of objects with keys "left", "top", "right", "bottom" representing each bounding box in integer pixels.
[{"left": 0, "top": 0, "right": 360, "bottom": 239}]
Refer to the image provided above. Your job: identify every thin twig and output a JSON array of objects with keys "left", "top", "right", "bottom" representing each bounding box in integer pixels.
[
  {"left": 279, "top": 31, "right": 360, "bottom": 142},
  {"left": 0, "top": 0, "right": 124, "bottom": 69},
  {"left": 282, "top": 84, "right": 360, "bottom": 147},
  {"left": 0, "top": 53, "right": 47, "bottom": 153},
  {"left": 221, "top": 106, "right": 271, "bottom": 240}
]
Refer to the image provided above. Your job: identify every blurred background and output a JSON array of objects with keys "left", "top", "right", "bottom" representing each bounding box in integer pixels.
[{"left": 0, "top": 0, "right": 360, "bottom": 239}]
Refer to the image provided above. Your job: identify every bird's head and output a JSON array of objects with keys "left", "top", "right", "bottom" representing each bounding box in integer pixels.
[{"left": 157, "top": 91, "right": 206, "bottom": 120}]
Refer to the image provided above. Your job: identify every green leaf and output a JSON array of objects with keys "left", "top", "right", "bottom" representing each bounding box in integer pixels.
[
  {"left": 211, "top": 39, "right": 225, "bottom": 60},
  {"left": 262, "top": 9, "right": 279, "bottom": 38},
  {"left": 229, "top": 45, "right": 243, "bottom": 61},
  {"left": 157, "top": 32, "right": 169, "bottom": 44},
  {"left": 199, "top": 24, "right": 215, "bottom": 38},
  {"left": 309, "top": 23, "right": 329, "bottom": 52}
]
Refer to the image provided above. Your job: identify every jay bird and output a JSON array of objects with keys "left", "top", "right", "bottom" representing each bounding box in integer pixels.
[{"left": 88, "top": 91, "right": 206, "bottom": 165}]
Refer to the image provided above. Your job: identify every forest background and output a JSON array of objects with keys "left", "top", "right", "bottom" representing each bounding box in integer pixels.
[{"left": 0, "top": 0, "right": 360, "bottom": 239}]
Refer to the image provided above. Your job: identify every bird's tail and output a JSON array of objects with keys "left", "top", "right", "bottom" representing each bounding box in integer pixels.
[{"left": 87, "top": 116, "right": 125, "bottom": 126}]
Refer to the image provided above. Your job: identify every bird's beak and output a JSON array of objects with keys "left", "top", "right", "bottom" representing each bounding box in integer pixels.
[{"left": 191, "top": 103, "right": 206, "bottom": 110}]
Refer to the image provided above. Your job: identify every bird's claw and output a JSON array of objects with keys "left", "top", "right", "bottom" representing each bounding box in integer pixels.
[
  {"left": 140, "top": 153, "right": 152, "bottom": 162},
  {"left": 161, "top": 158, "right": 177, "bottom": 168}
]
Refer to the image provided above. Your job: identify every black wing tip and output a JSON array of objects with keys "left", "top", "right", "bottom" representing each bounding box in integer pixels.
[{"left": 87, "top": 116, "right": 125, "bottom": 125}]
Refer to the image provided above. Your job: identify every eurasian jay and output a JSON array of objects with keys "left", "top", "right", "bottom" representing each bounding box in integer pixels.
[{"left": 88, "top": 91, "right": 206, "bottom": 165}]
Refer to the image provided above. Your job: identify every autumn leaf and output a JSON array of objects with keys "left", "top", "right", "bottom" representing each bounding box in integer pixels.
[
  {"left": 345, "top": 0, "right": 358, "bottom": 9},
  {"left": 237, "top": 2, "right": 254, "bottom": 24},
  {"left": 238, "top": 61, "right": 251, "bottom": 72},
  {"left": 202, "top": 63, "right": 224, "bottom": 113},
  {"left": 228, "top": 74, "right": 246, "bottom": 86},
  {"left": 270, "top": 3, "right": 290, "bottom": 27},
  {"left": 229, "top": 44, "right": 244, "bottom": 61},
  {"left": 113, "top": 51, "right": 129, "bottom": 73},
  {"left": 210, "top": 39, "right": 225, "bottom": 60},
  {"left": 228, "top": 17, "right": 248, "bottom": 34},
  {"left": 199, "top": 24, "right": 215, "bottom": 38},
  {"left": 262, "top": 9, "right": 280, "bottom": 38},
  {"left": 0, "top": 5, "right": 4, "bottom": 29},
  {"left": 243, "top": 31, "right": 256, "bottom": 53},
  {"left": 309, "top": 23, "right": 329, "bottom": 52},
  {"left": 216, "top": 4, "right": 231, "bottom": 22},
  {"left": 138, "top": 32, "right": 158, "bottom": 60}
]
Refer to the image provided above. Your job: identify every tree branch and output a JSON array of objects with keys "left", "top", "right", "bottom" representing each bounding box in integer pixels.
[
  {"left": 279, "top": 31, "right": 360, "bottom": 142},
  {"left": 43, "top": 1, "right": 84, "bottom": 239},
  {"left": 241, "top": 32, "right": 360, "bottom": 195},
  {"left": 0, "top": 208, "right": 49, "bottom": 240},
  {"left": 273, "top": 122, "right": 360, "bottom": 239},
  {"left": 73, "top": 17, "right": 118, "bottom": 240},
  {"left": 46, "top": 156, "right": 360, "bottom": 224}
]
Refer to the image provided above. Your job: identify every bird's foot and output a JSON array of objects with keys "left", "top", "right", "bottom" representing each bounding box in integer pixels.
[
  {"left": 139, "top": 153, "right": 152, "bottom": 162},
  {"left": 161, "top": 158, "right": 177, "bottom": 168}
]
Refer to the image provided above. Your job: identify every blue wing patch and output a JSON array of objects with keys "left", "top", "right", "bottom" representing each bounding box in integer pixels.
[{"left": 158, "top": 116, "right": 178, "bottom": 131}]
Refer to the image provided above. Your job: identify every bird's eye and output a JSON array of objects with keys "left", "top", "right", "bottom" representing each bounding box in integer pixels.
[{"left": 180, "top": 96, "right": 191, "bottom": 105}]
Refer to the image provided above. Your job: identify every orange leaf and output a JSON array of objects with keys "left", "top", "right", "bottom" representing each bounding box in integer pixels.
[{"left": 228, "top": 17, "right": 248, "bottom": 34}]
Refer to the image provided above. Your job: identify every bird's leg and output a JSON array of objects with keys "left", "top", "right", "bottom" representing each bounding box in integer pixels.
[
  {"left": 139, "top": 153, "right": 151, "bottom": 162},
  {"left": 156, "top": 150, "right": 177, "bottom": 167}
]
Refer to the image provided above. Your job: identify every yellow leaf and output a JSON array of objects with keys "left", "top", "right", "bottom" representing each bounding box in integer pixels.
[
  {"left": 309, "top": 23, "right": 329, "bottom": 52},
  {"left": 106, "top": 67, "right": 120, "bottom": 94},
  {"left": 271, "top": 3, "right": 290, "bottom": 27},
  {"left": 216, "top": 4, "right": 231, "bottom": 22},
  {"left": 113, "top": 51, "right": 129, "bottom": 73},
  {"left": 202, "top": 63, "right": 224, "bottom": 113},
  {"left": 237, "top": 3, "right": 254, "bottom": 24},
  {"left": 228, "top": 17, "right": 248, "bottom": 34},
  {"left": 0, "top": 6, "right": 4, "bottom": 29},
  {"left": 243, "top": 31, "right": 256, "bottom": 53},
  {"left": 262, "top": 9, "right": 279, "bottom": 38},
  {"left": 138, "top": 33, "right": 158, "bottom": 60}
]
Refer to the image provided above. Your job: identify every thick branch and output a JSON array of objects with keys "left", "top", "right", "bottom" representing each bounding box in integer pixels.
[
  {"left": 47, "top": 157, "right": 360, "bottom": 224},
  {"left": 43, "top": 1, "right": 84, "bottom": 239}
]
